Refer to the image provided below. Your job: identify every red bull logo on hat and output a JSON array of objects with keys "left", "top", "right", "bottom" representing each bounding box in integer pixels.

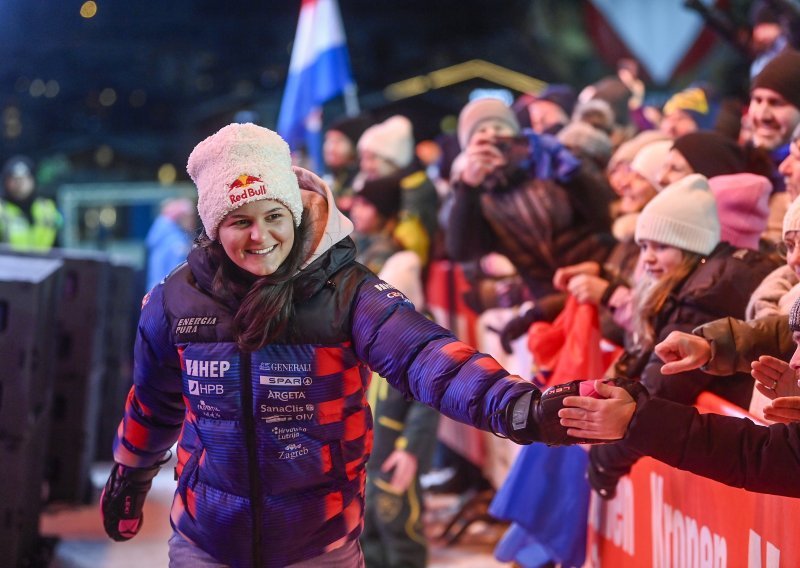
[
  {"left": 228, "top": 174, "right": 267, "bottom": 205},
  {"left": 228, "top": 174, "right": 263, "bottom": 191}
]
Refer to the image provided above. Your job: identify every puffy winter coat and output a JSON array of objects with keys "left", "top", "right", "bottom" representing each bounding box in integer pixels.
[
  {"left": 624, "top": 396, "right": 800, "bottom": 498},
  {"left": 590, "top": 243, "right": 780, "bottom": 492},
  {"left": 113, "top": 169, "right": 534, "bottom": 568},
  {"left": 616, "top": 242, "right": 781, "bottom": 408}
]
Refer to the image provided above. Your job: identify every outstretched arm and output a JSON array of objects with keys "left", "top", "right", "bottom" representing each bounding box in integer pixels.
[{"left": 654, "top": 331, "right": 713, "bottom": 375}]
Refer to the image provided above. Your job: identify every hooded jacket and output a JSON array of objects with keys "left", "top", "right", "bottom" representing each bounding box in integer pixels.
[{"left": 113, "top": 168, "right": 534, "bottom": 567}]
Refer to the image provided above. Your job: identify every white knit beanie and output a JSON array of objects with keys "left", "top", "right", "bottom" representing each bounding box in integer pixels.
[
  {"left": 636, "top": 173, "right": 720, "bottom": 255},
  {"left": 783, "top": 196, "right": 800, "bottom": 237},
  {"left": 457, "top": 98, "right": 520, "bottom": 149},
  {"left": 187, "top": 123, "right": 303, "bottom": 240},
  {"left": 629, "top": 140, "right": 672, "bottom": 191},
  {"left": 357, "top": 115, "right": 415, "bottom": 168}
]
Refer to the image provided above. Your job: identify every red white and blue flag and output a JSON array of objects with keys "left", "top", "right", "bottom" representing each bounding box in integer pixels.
[{"left": 277, "top": 0, "right": 355, "bottom": 170}]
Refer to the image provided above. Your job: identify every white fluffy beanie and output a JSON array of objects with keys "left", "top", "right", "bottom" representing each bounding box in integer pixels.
[
  {"left": 783, "top": 196, "right": 800, "bottom": 237},
  {"left": 357, "top": 115, "right": 415, "bottom": 168},
  {"left": 636, "top": 173, "right": 720, "bottom": 255},
  {"left": 629, "top": 140, "right": 672, "bottom": 191},
  {"left": 457, "top": 97, "right": 519, "bottom": 149},
  {"left": 187, "top": 123, "right": 303, "bottom": 240}
]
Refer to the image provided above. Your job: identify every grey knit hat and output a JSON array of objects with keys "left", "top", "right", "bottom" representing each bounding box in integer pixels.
[
  {"left": 457, "top": 98, "right": 520, "bottom": 149},
  {"left": 790, "top": 296, "right": 800, "bottom": 332}
]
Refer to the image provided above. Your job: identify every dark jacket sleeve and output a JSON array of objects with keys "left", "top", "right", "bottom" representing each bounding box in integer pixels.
[
  {"left": 624, "top": 397, "right": 800, "bottom": 498},
  {"left": 641, "top": 321, "right": 754, "bottom": 409},
  {"left": 351, "top": 274, "right": 536, "bottom": 437},
  {"left": 444, "top": 181, "right": 496, "bottom": 261},
  {"left": 112, "top": 284, "right": 185, "bottom": 468},
  {"left": 635, "top": 318, "right": 714, "bottom": 403},
  {"left": 695, "top": 315, "right": 794, "bottom": 375}
]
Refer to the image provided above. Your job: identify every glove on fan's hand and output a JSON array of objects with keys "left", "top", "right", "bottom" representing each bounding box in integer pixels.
[
  {"left": 499, "top": 308, "right": 539, "bottom": 354},
  {"left": 101, "top": 462, "right": 162, "bottom": 541},
  {"left": 505, "top": 378, "right": 648, "bottom": 446}
]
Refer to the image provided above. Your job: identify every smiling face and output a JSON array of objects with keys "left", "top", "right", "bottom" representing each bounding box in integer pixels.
[
  {"left": 749, "top": 88, "right": 800, "bottom": 151},
  {"left": 620, "top": 172, "right": 659, "bottom": 214},
  {"left": 638, "top": 239, "right": 685, "bottom": 280},
  {"left": 217, "top": 199, "right": 295, "bottom": 276},
  {"left": 659, "top": 149, "right": 694, "bottom": 186}
]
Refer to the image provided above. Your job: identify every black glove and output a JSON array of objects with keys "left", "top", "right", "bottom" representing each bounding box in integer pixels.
[
  {"left": 499, "top": 308, "right": 539, "bottom": 354},
  {"left": 505, "top": 378, "right": 649, "bottom": 446},
  {"left": 101, "top": 461, "right": 163, "bottom": 541}
]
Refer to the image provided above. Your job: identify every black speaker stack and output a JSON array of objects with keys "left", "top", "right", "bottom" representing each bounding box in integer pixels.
[{"left": 0, "top": 255, "right": 63, "bottom": 567}]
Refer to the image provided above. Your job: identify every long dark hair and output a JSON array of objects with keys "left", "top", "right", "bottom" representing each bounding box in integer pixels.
[{"left": 196, "top": 217, "right": 308, "bottom": 352}]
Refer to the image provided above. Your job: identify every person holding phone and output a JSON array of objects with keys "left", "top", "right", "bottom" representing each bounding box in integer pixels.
[{"left": 446, "top": 97, "right": 616, "bottom": 325}]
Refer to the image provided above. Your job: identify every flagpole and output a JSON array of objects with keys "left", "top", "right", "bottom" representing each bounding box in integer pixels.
[{"left": 343, "top": 83, "right": 360, "bottom": 117}]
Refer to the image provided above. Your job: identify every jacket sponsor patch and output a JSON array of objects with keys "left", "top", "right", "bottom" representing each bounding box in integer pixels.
[{"left": 175, "top": 315, "right": 218, "bottom": 334}]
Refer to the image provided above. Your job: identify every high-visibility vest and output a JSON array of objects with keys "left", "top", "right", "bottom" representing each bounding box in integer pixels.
[{"left": 0, "top": 197, "right": 62, "bottom": 250}]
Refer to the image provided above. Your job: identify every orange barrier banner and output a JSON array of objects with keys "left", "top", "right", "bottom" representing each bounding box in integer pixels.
[{"left": 587, "top": 393, "right": 799, "bottom": 567}]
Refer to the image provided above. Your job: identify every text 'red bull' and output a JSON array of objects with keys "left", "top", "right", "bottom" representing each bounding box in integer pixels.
[{"left": 228, "top": 174, "right": 266, "bottom": 205}]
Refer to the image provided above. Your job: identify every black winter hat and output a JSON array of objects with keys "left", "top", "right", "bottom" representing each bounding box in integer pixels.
[
  {"left": 327, "top": 114, "right": 373, "bottom": 146},
  {"left": 672, "top": 131, "right": 746, "bottom": 178},
  {"left": 587, "top": 76, "right": 632, "bottom": 126},
  {"left": 538, "top": 84, "right": 577, "bottom": 116},
  {"left": 751, "top": 49, "right": 800, "bottom": 110},
  {"left": 355, "top": 174, "right": 402, "bottom": 220}
]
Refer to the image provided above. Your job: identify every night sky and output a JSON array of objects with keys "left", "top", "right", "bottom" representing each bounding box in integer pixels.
[{"left": 0, "top": 1, "right": 744, "bottom": 183}]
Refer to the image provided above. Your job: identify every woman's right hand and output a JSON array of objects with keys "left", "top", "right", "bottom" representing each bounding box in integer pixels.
[{"left": 460, "top": 134, "right": 506, "bottom": 187}]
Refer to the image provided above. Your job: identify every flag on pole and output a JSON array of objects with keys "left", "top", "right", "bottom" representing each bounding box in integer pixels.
[{"left": 277, "top": 0, "right": 356, "bottom": 172}]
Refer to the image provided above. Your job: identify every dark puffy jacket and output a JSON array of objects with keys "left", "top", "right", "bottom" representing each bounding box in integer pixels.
[
  {"left": 592, "top": 242, "right": 780, "bottom": 491},
  {"left": 113, "top": 171, "right": 535, "bottom": 568},
  {"left": 624, "top": 396, "right": 800, "bottom": 498},
  {"left": 617, "top": 242, "right": 781, "bottom": 408}
]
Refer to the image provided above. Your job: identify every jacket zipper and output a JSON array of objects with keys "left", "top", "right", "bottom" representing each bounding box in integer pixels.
[{"left": 240, "top": 353, "right": 263, "bottom": 567}]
